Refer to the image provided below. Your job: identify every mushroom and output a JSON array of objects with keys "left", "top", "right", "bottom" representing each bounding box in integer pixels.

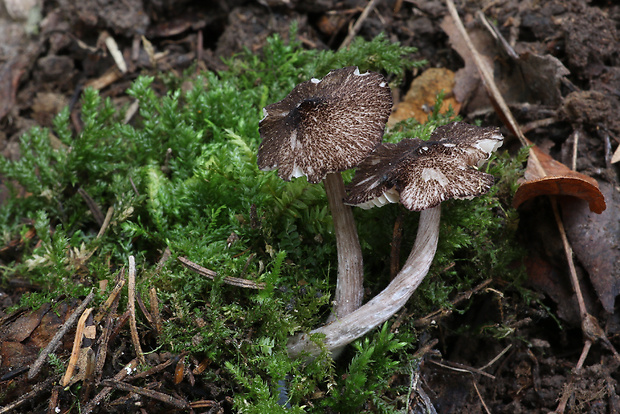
[
  {"left": 345, "top": 122, "right": 505, "bottom": 211},
  {"left": 257, "top": 66, "right": 392, "bottom": 320},
  {"left": 288, "top": 121, "right": 503, "bottom": 358}
]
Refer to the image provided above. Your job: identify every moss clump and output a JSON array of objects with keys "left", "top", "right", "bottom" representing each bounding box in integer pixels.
[{"left": 0, "top": 27, "right": 524, "bottom": 411}]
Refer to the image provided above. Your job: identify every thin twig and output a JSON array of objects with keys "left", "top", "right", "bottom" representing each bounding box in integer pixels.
[
  {"left": 429, "top": 359, "right": 495, "bottom": 380},
  {"left": 83, "top": 359, "right": 138, "bottom": 414},
  {"left": 128, "top": 352, "right": 187, "bottom": 381},
  {"left": 102, "top": 380, "right": 189, "bottom": 409},
  {"left": 571, "top": 130, "right": 580, "bottom": 172},
  {"left": 478, "top": 344, "right": 512, "bottom": 371},
  {"left": 96, "top": 206, "right": 114, "bottom": 239},
  {"left": 28, "top": 288, "right": 96, "bottom": 379},
  {"left": 0, "top": 377, "right": 55, "bottom": 414},
  {"left": 550, "top": 198, "right": 587, "bottom": 319},
  {"left": 339, "top": 0, "right": 381, "bottom": 50},
  {"left": 472, "top": 378, "right": 492, "bottom": 414},
  {"left": 178, "top": 256, "right": 265, "bottom": 289},
  {"left": 61, "top": 307, "right": 94, "bottom": 386},
  {"left": 128, "top": 255, "right": 146, "bottom": 365},
  {"left": 94, "top": 268, "right": 125, "bottom": 324},
  {"left": 149, "top": 287, "right": 162, "bottom": 335}
]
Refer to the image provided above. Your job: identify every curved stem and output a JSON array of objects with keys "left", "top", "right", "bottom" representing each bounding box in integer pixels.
[
  {"left": 288, "top": 205, "right": 441, "bottom": 358},
  {"left": 323, "top": 172, "right": 364, "bottom": 321}
]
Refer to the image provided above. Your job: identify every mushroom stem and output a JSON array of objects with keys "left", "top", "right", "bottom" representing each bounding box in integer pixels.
[
  {"left": 323, "top": 171, "right": 364, "bottom": 321},
  {"left": 288, "top": 205, "right": 441, "bottom": 358}
]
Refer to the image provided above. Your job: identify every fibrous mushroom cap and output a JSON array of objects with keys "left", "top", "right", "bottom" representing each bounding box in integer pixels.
[
  {"left": 257, "top": 66, "right": 393, "bottom": 184},
  {"left": 345, "top": 122, "right": 504, "bottom": 211}
]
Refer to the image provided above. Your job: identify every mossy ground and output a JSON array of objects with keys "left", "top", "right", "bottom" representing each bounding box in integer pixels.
[{"left": 0, "top": 28, "right": 526, "bottom": 412}]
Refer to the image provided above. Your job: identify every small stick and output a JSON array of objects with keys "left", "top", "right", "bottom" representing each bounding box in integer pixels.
[
  {"left": 94, "top": 269, "right": 125, "bottom": 324},
  {"left": 429, "top": 359, "right": 495, "bottom": 380},
  {"left": 128, "top": 352, "right": 187, "bottom": 381},
  {"left": 178, "top": 256, "right": 265, "bottom": 289},
  {"left": 61, "top": 307, "right": 94, "bottom": 386},
  {"left": 339, "top": 0, "right": 381, "bottom": 50},
  {"left": 478, "top": 344, "right": 512, "bottom": 371},
  {"left": 135, "top": 289, "right": 153, "bottom": 325},
  {"left": 83, "top": 359, "right": 138, "bottom": 414},
  {"left": 78, "top": 188, "right": 105, "bottom": 227},
  {"left": 471, "top": 378, "right": 492, "bottom": 414},
  {"left": 96, "top": 206, "right": 114, "bottom": 239},
  {"left": 28, "top": 288, "right": 95, "bottom": 379},
  {"left": 571, "top": 130, "right": 580, "bottom": 171},
  {"left": 94, "top": 272, "right": 124, "bottom": 382},
  {"left": 149, "top": 287, "right": 162, "bottom": 335},
  {"left": 102, "top": 380, "right": 189, "bottom": 409},
  {"left": 128, "top": 255, "right": 146, "bottom": 365},
  {"left": 0, "top": 377, "right": 55, "bottom": 414}
]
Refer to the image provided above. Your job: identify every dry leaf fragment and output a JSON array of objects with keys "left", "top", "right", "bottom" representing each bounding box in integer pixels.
[{"left": 513, "top": 143, "right": 606, "bottom": 214}]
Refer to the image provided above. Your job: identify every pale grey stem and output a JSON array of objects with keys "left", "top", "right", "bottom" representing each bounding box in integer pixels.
[
  {"left": 288, "top": 205, "right": 441, "bottom": 358},
  {"left": 323, "top": 171, "right": 364, "bottom": 322}
]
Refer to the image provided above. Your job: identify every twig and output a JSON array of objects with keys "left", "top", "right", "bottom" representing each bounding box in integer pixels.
[
  {"left": 429, "top": 359, "right": 495, "bottom": 380},
  {"left": 571, "top": 130, "right": 580, "bottom": 172},
  {"left": 472, "top": 378, "right": 492, "bottom": 414},
  {"left": 94, "top": 268, "right": 125, "bottom": 324},
  {"left": 96, "top": 206, "right": 114, "bottom": 239},
  {"left": 83, "top": 359, "right": 138, "bottom": 414},
  {"left": 0, "top": 377, "right": 55, "bottom": 414},
  {"left": 478, "top": 344, "right": 512, "bottom": 371},
  {"left": 555, "top": 339, "right": 592, "bottom": 413},
  {"left": 178, "top": 256, "right": 265, "bottom": 289},
  {"left": 550, "top": 198, "right": 587, "bottom": 319},
  {"left": 413, "top": 279, "right": 493, "bottom": 327},
  {"left": 135, "top": 289, "right": 153, "bottom": 325},
  {"left": 149, "top": 287, "right": 162, "bottom": 335},
  {"left": 102, "top": 380, "right": 189, "bottom": 409},
  {"left": 94, "top": 270, "right": 124, "bottom": 382},
  {"left": 61, "top": 307, "right": 94, "bottom": 386},
  {"left": 128, "top": 352, "right": 187, "bottom": 381},
  {"left": 128, "top": 255, "right": 146, "bottom": 365},
  {"left": 339, "top": 0, "right": 381, "bottom": 50},
  {"left": 28, "top": 288, "right": 95, "bottom": 379},
  {"left": 78, "top": 188, "right": 105, "bottom": 227}
]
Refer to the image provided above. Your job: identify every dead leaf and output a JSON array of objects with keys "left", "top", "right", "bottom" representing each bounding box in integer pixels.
[
  {"left": 441, "top": 13, "right": 569, "bottom": 113},
  {"left": 387, "top": 68, "right": 461, "bottom": 126},
  {"left": 513, "top": 143, "right": 606, "bottom": 214},
  {"left": 562, "top": 182, "right": 620, "bottom": 313}
]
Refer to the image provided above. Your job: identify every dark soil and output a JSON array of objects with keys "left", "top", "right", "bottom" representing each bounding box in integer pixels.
[{"left": 1, "top": 0, "right": 619, "bottom": 413}]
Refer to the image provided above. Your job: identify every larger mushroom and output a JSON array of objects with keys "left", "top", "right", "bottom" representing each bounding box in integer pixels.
[
  {"left": 257, "top": 66, "right": 392, "bottom": 320},
  {"left": 288, "top": 121, "right": 503, "bottom": 358}
]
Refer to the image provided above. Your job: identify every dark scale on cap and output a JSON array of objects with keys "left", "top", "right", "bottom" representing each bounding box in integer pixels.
[
  {"left": 257, "top": 66, "right": 393, "bottom": 184},
  {"left": 345, "top": 122, "right": 504, "bottom": 211}
]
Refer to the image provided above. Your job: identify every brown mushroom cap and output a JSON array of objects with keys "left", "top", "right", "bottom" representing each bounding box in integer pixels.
[
  {"left": 345, "top": 122, "right": 504, "bottom": 211},
  {"left": 257, "top": 66, "right": 393, "bottom": 184}
]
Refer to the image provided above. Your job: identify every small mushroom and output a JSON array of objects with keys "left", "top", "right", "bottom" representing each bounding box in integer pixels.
[
  {"left": 288, "top": 122, "right": 503, "bottom": 358},
  {"left": 258, "top": 66, "right": 392, "bottom": 320},
  {"left": 345, "top": 122, "right": 504, "bottom": 211}
]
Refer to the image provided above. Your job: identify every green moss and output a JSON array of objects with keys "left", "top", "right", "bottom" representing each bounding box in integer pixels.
[{"left": 0, "top": 29, "right": 525, "bottom": 411}]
